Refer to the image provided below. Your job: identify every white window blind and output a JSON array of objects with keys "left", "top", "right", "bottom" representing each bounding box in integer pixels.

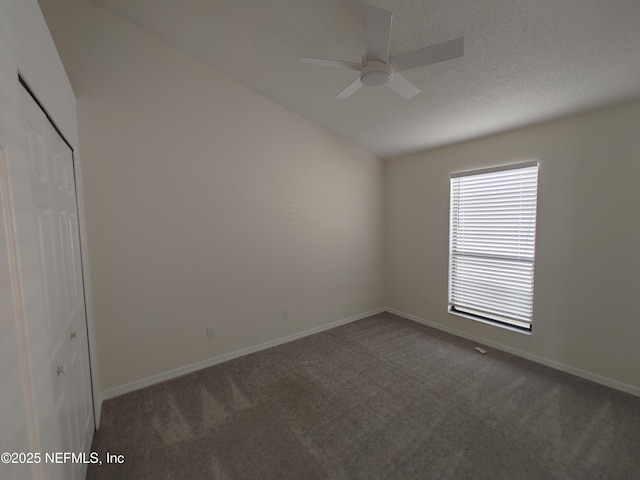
[{"left": 448, "top": 162, "right": 539, "bottom": 331}]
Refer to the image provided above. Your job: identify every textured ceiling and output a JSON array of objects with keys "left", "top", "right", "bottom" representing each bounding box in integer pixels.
[{"left": 91, "top": 0, "right": 640, "bottom": 158}]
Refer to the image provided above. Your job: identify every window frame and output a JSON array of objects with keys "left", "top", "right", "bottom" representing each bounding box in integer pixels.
[{"left": 447, "top": 161, "right": 539, "bottom": 333}]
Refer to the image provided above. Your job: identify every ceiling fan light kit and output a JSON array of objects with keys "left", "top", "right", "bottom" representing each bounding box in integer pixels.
[
  {"left": 361, "top": 61, "right": 392, "bottom": 88},
  {"left": 301, "top": 6, "right": 464, "bottom": 100}
]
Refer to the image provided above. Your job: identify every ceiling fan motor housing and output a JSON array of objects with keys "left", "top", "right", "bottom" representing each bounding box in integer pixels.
[{"left": 361, "top": 60, "right": 393, "bottom": 88}]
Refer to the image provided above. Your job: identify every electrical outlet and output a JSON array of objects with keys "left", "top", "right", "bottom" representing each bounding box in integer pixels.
[
  {"left": 421, "top": 294, "right": 428, "bottom": 306},
  {"left": 207, "top": 325, "right": 216, "bottom": 339},
  {"left": 283, "top": 309, "right": 289, "bottom": 321}
]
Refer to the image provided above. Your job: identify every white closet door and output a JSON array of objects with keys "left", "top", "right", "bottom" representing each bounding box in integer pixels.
[{"left": 22, "top": 87, "right": 94, "bottom": 480}]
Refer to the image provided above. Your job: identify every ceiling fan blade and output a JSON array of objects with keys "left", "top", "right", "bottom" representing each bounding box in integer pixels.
[
  {"left": 366, "top": 7, "right": 392, "bottom": 63},
  {"left": 335, "top": 77, "right": 363, "bottom": 99},
  {"left": 387, "top": 73, "right": 421, "bottom": 100},
  {"left": 390, "top": 37, "right": 464, "bottom": 72},
  {"left": 300, "top": 57, "right": 361, "bottom": 71}
]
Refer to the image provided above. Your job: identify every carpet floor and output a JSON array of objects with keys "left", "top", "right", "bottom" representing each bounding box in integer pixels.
[{"left": 87, "top": 312, "right": 640, "bottom": 479}]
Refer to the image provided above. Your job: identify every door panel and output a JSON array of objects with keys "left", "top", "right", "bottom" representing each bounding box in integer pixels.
[{"left": 22, "top": 87, "right": 93, "bottom": 480}]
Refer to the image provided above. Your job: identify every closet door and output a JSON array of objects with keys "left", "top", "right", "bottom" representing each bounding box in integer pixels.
[{"left": 22, "top": 87, "right": 94, "bottom": 480}]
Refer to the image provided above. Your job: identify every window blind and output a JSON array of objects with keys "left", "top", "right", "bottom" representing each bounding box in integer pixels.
[{"left": 448, "top": 162, "right": 539, "bottom": 331}]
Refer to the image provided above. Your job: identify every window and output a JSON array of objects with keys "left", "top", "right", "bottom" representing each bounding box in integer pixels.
[{"left": 448, "top": 162, "right": 539, "bottom": 332}]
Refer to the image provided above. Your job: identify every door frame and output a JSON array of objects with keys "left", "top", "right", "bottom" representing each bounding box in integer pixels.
[
  {"left": 0, "top": 1, "right": 102, "bottom": 438},
  {"left": 20, "top": 75, "right": 98, "bottom": 429}
]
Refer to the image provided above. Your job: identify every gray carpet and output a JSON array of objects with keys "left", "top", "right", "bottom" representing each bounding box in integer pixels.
[{"left": 87, "top": 313, "right": 640, "bottom": 479}]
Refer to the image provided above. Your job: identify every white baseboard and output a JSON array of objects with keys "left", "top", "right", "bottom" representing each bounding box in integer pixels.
[
  {"left": 102, "top": 306, "right": 640, "bottom": 401},
  {"left": 386, "top": 307, "right": 640, "bottom": 398},
  {"left": 102, "top": 307, "right": 385, "bottom": 400}
]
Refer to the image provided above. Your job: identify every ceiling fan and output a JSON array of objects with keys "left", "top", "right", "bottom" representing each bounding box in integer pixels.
[{"left": 301, "top": 6, "right": 464, "bottom": 100}]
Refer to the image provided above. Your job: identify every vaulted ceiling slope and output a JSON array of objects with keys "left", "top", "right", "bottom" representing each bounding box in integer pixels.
[{"left": 91, "top": 0, "right": 640, "bottom": 158}]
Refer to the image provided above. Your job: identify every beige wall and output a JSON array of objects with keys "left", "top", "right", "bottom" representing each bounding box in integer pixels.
[
  {"left": 40, "top": 0, "right": 385, "bottom": 393},
  {"left": 387, "top": 99, "right": 640, "bottom": 394}
]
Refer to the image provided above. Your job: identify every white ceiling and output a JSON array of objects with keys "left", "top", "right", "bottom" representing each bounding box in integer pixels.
[{"left": 91, "top": 0, "right": 640, "bottom": 158}]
